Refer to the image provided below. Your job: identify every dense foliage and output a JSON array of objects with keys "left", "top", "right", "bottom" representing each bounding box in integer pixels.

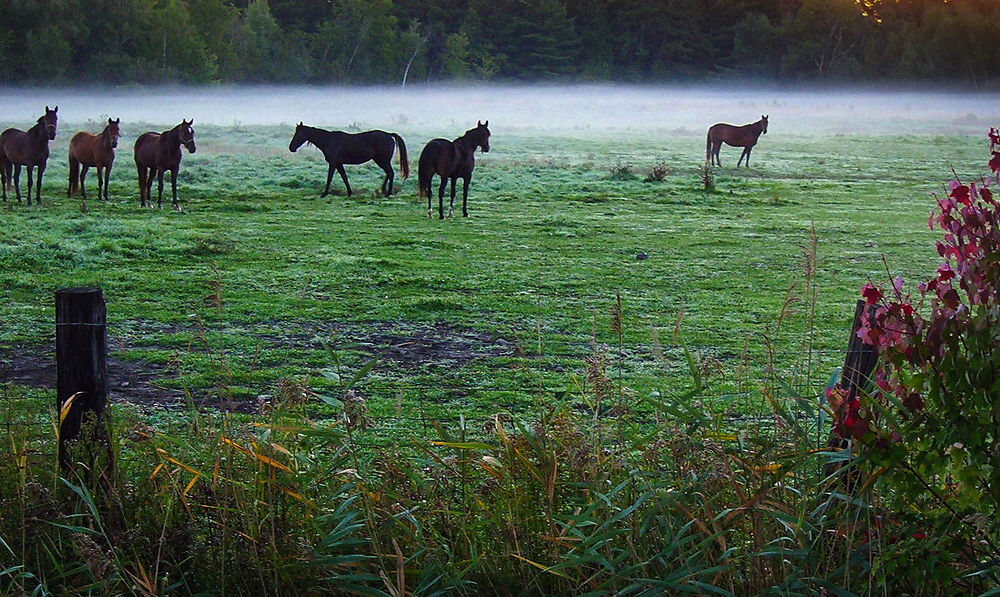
[
  {"left": 0, "top": 0, "right": 998, "bottom": 85},
  {"left": 847, "top": 131, "right": 1000, "bottom": 587}
]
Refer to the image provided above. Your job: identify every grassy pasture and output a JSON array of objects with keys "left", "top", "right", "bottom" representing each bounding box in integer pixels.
[{"left": 0, "top": 119, "right": 981, "bottom": 428}]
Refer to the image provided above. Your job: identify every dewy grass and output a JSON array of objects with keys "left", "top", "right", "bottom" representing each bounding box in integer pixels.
[{"left": 0, "top": 123, "right": 994, "bottom": 593}]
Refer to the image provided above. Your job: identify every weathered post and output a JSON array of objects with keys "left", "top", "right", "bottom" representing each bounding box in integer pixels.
[
  {"left": 825, "top": 299, "right": 879, "bottom": 490},
  {"left": 56, "top": 287, "right": 112, "bottom": 480}
]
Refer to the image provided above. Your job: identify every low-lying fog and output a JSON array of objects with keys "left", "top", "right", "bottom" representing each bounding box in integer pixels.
[{"left": 0, "top": 84, "right": 995, "bottom": 136}]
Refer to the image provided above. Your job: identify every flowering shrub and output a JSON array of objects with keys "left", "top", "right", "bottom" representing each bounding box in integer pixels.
[{"left": 849, "top": 129, "right": 1000, "bottom": 517}]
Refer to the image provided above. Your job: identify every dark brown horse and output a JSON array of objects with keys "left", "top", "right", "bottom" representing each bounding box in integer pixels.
[
  {"left": 288, "top": 124, "right": 409, "bottom": 198},
  {"left": 417, "top": 121, "right": 490, "bottom": 219},
  {"left": 0, "top": 106, "right": 58, "bottom": 206},
  {"left": 707, "top": 115, "right": 768, "bottom": 168},
  {"left": 69, "top": 118, "right": 121, "bottom": 201},
  {"left": 134, "top": 119, "right": 196, "bottom": 210}
]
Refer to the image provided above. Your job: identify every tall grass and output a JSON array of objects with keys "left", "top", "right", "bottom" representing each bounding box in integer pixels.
[{"left": 0, "top": 240, "right": 992, "bottom": 595}]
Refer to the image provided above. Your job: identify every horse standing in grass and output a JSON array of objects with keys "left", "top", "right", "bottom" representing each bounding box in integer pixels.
[
  {"left": 288, "top": 124, "right": 409, "bottom": 198},
  {"left": 418, "top": 121, "right": 490, "bottom": 219},
  {"left": 69, "top": 118, "right": 121, "bottom": 201},
  {"left": 134, "top": 119, "right": 196, "bottom": 210},
  {"left": 0, "top": 106, "right": 58, "bottom": 206},
  {"left": 707, "top": 115, "right": 768, "bottom": 168}
]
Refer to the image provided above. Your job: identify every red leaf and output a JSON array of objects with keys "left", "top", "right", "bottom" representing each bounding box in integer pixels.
[
  {"left": 990, "top": 152, "right": 1000, "bottom": 173},
  {"left": 862, "top": 283, "right": 883, "bottom": 305}
]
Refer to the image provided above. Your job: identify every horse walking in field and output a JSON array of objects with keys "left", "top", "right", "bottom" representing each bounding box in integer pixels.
[
  {"left": 69, "top": 118, "right": 121, "bottom": 201},
  {"left": 134, "top": 119, "right": 196, "bottom": 210},
  {"left": 0, "top": 106, "right": 58, "bottom": 206},
  {"left": 706, "top": 115, "right": 768, "bottom": 168},
  {"left": 418, "top": 121, "right": 491, "bottom": 219},
  {"left": 288, "top": 124, "right": 409, "bottom": 198}
]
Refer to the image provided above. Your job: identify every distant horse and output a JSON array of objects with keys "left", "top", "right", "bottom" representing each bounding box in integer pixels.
[
  {"left": 69, "top": 118, "right": 121, "bottom": 201},
  {"left": 706, "top": 115, "right": 768, "bottom": 168},
  {"left": 134, "top": 119, "right": 196, "bottom": 210},
  {"left": 0, "top": 106, "right": 58, "bottom": 206},
  {"left": 418, "top": 121, "right": 491, "bottom": 219},
  {"left": 288, "top": 124, "right": 409, "bottom": 198}
]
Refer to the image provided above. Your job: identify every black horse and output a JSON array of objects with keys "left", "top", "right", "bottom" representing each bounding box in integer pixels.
[
  {"left": 417, "top": 121, "right": 490, "bottom": 219},
  {"left": 288, "top": 124, "right": 409, "bottom": 198},
  {"left": 0, "top": 106, "right": 58, "bottom": 205}
]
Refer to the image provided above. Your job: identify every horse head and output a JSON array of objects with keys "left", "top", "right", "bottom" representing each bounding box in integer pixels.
[
  {"left": 41, "top": 105, "right": 58, "bottom": 140},
  {"left": 105, "top": 117, "right": 121, "bottom": 149},
  {"left": 178, "top": 119, "right": 196, "bottom": 153},
  {"left": 760, "top": 115, "right": 768, "bottom": 135},
  {"left": 289, "top": 122, "right": 309, "bottom": 153},
  {"left": 476, "top": 120, "right": 490, "bottom": 153}
]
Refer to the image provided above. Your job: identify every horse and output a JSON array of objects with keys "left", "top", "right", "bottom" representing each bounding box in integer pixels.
[
  {"left": 0, "top": 106, "right": 58, "bottom": 206},
  {"left": 288, "top": 124, "right": 409, "bottom": 198},
  {"left": 417, "top": 121, "right": 491, "bottom": 219},
  {"left": 134, "top": 119, "right": 196, "bottom": 210},
  {"left": 68, "top": 118, "right": 121, "bottom": 201},
  {"left": 706, "top": 115, "right": 768, "bottom": 168}
]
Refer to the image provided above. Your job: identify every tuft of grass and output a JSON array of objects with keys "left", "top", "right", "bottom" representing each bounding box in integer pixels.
[{"left": 644, "top": 161, "right": 669, "bottom": 182}]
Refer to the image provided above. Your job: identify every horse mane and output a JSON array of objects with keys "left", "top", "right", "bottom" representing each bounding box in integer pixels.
[{"left": 29, "top": 117, "right": 48, "bottom": 137}]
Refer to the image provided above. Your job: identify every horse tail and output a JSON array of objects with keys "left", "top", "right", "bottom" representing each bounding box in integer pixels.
[
  {"left": 68, "top": 155, "right": 79, "bottom": 196},
  {"left": 417, "top": 150, "right": 431, "bottom": 199},
  {"left": 705, "top": 129, "right": 712, "bottom": 163},
  {"left": 391, "top": 133, "right": 409, "bottom": 180}
]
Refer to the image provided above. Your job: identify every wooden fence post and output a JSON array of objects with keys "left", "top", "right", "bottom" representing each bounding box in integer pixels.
[
  {"left": 825, "top": 299, "right": 879, "bottom": 489},
  {"left": 56, "top": 287, "right": 112, "bottom": 481}
]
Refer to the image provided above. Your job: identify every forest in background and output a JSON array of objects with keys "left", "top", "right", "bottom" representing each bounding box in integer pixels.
[{"left": 0, "top": 0, "right": 998, "bottom": 87}]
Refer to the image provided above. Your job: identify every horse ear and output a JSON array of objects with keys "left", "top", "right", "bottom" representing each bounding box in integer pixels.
[
  {"left": 53, "top": 106, "right": 57, "bottom": 113},
  {"left": 477, "top": 120, "right": 483, "bottom": 126},
  {"left": 484, "top": 120, "right": 489, "bottom": 127},
  {"left": 115, "top": 117, "right": 120, "bottom": 123},
  {"left": 299, "top": 121, "right": 303, "bottom": 127},
  {"left": 45, "top": 105, "right": 49, "bottom": 112},
  {"left": 108, "top": 118, "right": 113, "bottom": 124},
  {"left": 189, "top": 119, "right": 194, "bottom": 125}
]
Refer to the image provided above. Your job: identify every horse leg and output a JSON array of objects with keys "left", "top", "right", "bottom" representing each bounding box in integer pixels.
[
  {"left": 25, "top": 166, "right": 33, "bottom": 206},
  {"left": 744, "top": 147, "right": 753, "bottom": 168},
  {"left": 336, "top": 164, "right": 352, "bottom": 197},
  {"left": 438, "top": 177, "right": 447, "bottom": 220},
  {"left": 156, "top": 170, "right": 165, "bottom": 209},
  {"left": 462, "top": 176, "right": 471, "bottom": 217},
  {"left": 137, "top": 166, "right": 146, "bottom": 207},
  {"left": 80, "top": 165, "right": 89, "bottom": 200},
  {"left": 377, "top": 158, "right": 393, "bottom": 196},
  {"left": 712, "top": 143, "right": 722, "bottom": 167},
  {"left": 321, "top": 164, "right": 334, "bottom": 198},
  {"left": 35, "top": 163, "right": 44, "bottom": 205},
  {"left": 448, "top": 178, "right": 457, "bottom": 217},
  {"left": 13, "top": 164, "right": 22, "bottom": 203},
  {"left": 427, "top": 176, "right": 433, "bottom": 218},
  {"left": 104, "top": 165, "right": 112, "bottom": 201},
  {"left": 170, "top": 167, "right": 180, "bottom": 211},
  {"left": 737, "top": 147, "right": 748, "bottom": 168}
]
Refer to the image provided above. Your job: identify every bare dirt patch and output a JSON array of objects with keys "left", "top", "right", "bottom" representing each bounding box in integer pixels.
[
  {"left": 1, "top": 320, "right": 515, "bottom": 410},
  {"left": 0, "top": 347, "right": 184, "bottom": 407}
]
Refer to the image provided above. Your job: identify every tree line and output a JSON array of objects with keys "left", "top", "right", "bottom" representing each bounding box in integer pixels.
[{"left": 1, "top": 0, "right": 997, "bottom": 87}]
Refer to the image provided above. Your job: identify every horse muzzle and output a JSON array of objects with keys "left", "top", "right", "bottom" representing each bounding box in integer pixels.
[{"left": 186, "top": 141, "right": 197, "bottom": 154}]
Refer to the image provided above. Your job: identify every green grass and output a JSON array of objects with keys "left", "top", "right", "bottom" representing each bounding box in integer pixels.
[
  {"left": 0, "top": 122, "right": 982, "bottom": 423},
  {"left": 1, "top": 122, "right": 996, "bottom": 595}
]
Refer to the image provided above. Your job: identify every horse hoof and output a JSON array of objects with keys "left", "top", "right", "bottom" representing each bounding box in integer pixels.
[
  {"left": 447, "top": 209, "right": 454, "bottom": 218},
  {"left": 427, "top": 210, "right": 432, "bottom": 218}
]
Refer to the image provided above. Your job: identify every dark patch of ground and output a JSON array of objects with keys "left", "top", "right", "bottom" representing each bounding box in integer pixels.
[
  {"left": 0, "top": 347, "right": 184, "bottom": 408},
  {"left": 1, "top": 320, "right": 516, "bottom": 410}
]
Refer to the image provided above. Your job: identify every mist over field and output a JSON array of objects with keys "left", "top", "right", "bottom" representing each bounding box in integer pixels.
[{"left": 0, "top": 84, "right": 995, "bottom": 136}]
